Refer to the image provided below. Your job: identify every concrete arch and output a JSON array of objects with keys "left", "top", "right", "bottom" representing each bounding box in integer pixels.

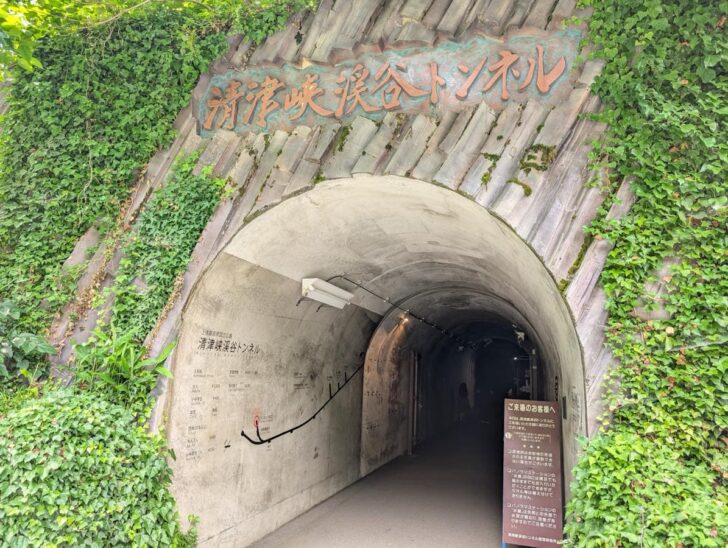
[{"left": 165, "top": 175, "right": 586, "bottom": 545}]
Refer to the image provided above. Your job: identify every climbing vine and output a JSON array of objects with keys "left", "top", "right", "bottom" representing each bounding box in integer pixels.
[
  {"left": 0, "top": 7, "right": 228, "bottom": 341},
  {"left": 108, "top": 155, "right": 224, "bottom": 343},
  {"left": 0, "top": 390, "right": 197, "bottom": 546},
  {"left": 233, "top": 0, "right": 317, "bottom": 44},
  {"left": 0, "top": 0, "right": 320, "bottom": 388},
  {"left": 0, "top": 1, "right": 318, "bottom": 544},
  {"left": 565, "top": 0, "right": 727, "bottom": 545},
  {"left": 70, "top": 156, "right": 224, "bottom": 417}
]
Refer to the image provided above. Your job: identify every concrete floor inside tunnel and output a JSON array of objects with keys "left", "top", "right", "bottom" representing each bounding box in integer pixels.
[{"left": 251, "top": 419, "right": 504, "bottom": 548}]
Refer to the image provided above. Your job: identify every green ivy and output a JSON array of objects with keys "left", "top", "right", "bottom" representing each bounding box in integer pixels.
[
  {"left": 0, "top": 389, "right": 197, "bottom": 546},
  {"left": 0, "top": 7, "right": 228, "bottom": 341},
  {"left": 68, "top": 155, "right": 222, "bottom": 417},
  {"left": 565, "top": 0, "right": 727, "bottom": 544},
  {"left": 0, "top": 0, "right": 321, "bottom": 385},
  {"left": 233, "top": 0, "right": 317, "bottom": 44},
  {"left": 0, "top": 383, "right": 40, "bottom": 418},
  {"left": 109, "top": 155, "right": 224, "bottom": 343},
  {"left": 73, "top": 324, "right": 175, "bottom": 418},
  {"left": 568, "top": 432, "right": 726, "bottom": 546},
  {"left": 0, "top": 300, "right": 55, "bottom": 381}
]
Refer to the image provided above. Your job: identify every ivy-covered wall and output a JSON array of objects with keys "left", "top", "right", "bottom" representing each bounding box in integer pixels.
[
  {"left": 0, "top": 0, "right": 725, "bottom": 545},
  {"left": 565, "top": 0, "right": 727, "bottom": 544},
  {"left": 0, "top": 8, "right": 227, "bottom": 339},
  {"left": 0, "top": 2, "right": 318, "bottom": 545}
]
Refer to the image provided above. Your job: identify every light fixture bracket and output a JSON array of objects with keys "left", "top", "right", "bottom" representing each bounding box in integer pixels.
[{"left": 301, "top": 278, "right": 354, "bottom": 309}]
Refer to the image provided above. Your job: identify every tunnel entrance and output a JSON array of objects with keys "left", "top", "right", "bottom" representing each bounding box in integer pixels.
[
  {"left": 347, "top": 289, "right": 548, "bottom": 547},
  {"left": 360, "top": 289, "right": 547, "bottom": 478},
  {"left": 165, "top": 175, "right": 586, "bottom": 546}
]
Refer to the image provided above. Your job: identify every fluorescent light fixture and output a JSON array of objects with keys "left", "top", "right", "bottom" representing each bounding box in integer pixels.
[{"left": 301, "top": 278, "right": 354, "bottom": 309}]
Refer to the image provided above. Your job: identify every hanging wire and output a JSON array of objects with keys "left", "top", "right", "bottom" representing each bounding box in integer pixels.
[
  {"left": 326, "top": 274, "right": 483, "bottom": 351},
  {"left": 241, "top": 364, "right": 363, "bottom": 445}
]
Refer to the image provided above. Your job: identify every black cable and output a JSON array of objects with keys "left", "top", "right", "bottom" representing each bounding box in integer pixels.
[
  {"left": 240, "top": 364, "right": 364, "bottom": 445},
  {"left": 242, "top": 277, "right": 500, "bottom": 446}
]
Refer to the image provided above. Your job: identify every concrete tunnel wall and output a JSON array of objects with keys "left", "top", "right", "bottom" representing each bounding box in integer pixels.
[
  {"left": 360, "top": 290, "right": 545, "bottom": 476},
  {"left": 362, "top": 315, "right": 480, "bottom": 456},
  {"left": 164, "top": 175, "right": 586, "bottom": 546}
]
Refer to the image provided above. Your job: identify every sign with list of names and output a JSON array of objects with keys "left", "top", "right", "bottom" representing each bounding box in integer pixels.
[{"left": 502, "top": 399, "right": 563, "bottom": 547}]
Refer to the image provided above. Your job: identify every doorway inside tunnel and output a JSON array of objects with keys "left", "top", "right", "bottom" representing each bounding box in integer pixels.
[{"left": 165, "top": 175, "right": 586, "bottom": 546}]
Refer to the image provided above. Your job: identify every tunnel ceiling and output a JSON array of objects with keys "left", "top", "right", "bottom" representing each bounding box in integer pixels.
[
  {"left": 376, "top": 287, "right": 540, "bottom": 351},
  {"left": 222, "top": 175, "right": 582, "bottom": 377}
]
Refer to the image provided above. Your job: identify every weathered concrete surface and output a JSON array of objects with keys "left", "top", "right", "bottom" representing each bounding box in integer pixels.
[
  {"left": 198, "top": 27, "right": 581, "bottom": 135},
  {"left": 166, "top": 176, "right": 585, "bottom": 545},
  {"left": 360, "top": 317, "right": 414, "bottom": 476},
  {"left": 168, "top": 255, "right": 374, "bottom": 546}
]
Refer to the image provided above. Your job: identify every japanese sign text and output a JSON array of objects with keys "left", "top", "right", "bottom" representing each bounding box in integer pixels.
[{"left": 199, "top": 30, "right": 580, "bottom": 135}]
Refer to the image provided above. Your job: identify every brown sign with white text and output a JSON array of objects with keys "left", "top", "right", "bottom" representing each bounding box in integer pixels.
[{"left": 503, "top": 399, "right": 563, "bottom": 547}]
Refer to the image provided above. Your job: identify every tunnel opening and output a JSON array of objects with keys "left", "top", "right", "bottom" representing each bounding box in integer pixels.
[
  {"left": 352, "top": 285, "right": 549, "bottom": 546},
  {"left": 166, "top": 175, "right": 586, "bottom": 545},
  {"left": 366, "top": 304, "right": 543, "bottom": 454},
  {"left": 360, "top": 286, "right": 549, "bottom": 472}
]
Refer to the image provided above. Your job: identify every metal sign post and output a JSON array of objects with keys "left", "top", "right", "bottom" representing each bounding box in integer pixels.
[{"left": 502, "top": 399, "right": 563, "bottom": 547}]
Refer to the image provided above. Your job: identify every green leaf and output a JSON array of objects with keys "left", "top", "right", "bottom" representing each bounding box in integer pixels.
[{"left": 155, "top": 366, "right": 173, "bottom": 379}]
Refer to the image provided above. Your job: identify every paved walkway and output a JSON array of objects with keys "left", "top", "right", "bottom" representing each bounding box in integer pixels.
[{"left": 252, "top": 421, "right": 503, "bottom": 548}]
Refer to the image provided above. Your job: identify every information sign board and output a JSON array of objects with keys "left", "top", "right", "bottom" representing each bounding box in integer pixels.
[{"left": 502, "top": 399, "right": 563, "bottom": 547}]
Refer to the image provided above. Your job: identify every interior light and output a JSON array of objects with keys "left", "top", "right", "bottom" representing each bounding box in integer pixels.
[{"left": 301, "top": 278, "right": 354, "bottom": 309}]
